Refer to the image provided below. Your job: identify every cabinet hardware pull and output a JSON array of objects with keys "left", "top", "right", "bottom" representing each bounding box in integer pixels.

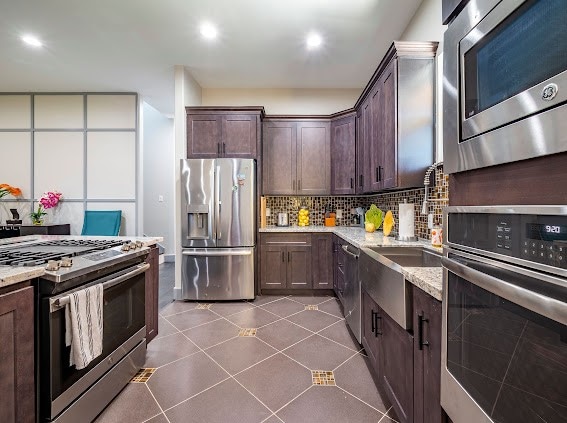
[
  {"left": 350, "top": 178, "right": 354, "bottom": 189},
  {"left": 359, "top": 175, "right": 363, "bottom": 187},
  {"left": 282, "top": 251, "right": 285, "bottom": 262},
  {"left": 217, "top": 143, "right": 220, "bottom": 155},
  {"left": 298, "top": 180, "right": 301, "bottom": 191},
  {"left": 379, "top": 166, "right": 383, "bottom": 182},
  {"left": 376, "top": 167, "right": 379, "bottom": 183},
  {"left": 418, "top": 313, "right": 429, "bottom": 350},
  {"left": 374, "top": 313, "right": 382, "bottom": 337},
  {"left": 293, "top": 180, "right": 296, "bottom": 191},
  {"left": 371, "top": 310, "right": 376, "bottom": 333},
  {"left": 223, "top": 142, "right": 226, "bottom": 155}
]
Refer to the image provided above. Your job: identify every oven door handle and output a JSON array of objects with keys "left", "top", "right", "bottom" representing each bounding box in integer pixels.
[
  {"left": 49, "top": 263, "right": 150, "bottom": 313},
  {"left": 442, "top": 256, "right": 567, "bottom": 325}
]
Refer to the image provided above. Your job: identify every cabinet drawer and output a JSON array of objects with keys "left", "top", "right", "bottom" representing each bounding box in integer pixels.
[{"left": 261, "top": 233, "right": 311, "bottom": 245}]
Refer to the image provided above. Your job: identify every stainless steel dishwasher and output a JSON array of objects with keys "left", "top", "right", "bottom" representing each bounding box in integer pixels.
[{"left": 341, "top": 242, "right": 361, "bottom": 343}]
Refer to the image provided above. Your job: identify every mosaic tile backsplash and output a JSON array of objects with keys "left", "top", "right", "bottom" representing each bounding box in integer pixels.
[{"left": 265, "top": 167, "right": 449, "bottom": 240}]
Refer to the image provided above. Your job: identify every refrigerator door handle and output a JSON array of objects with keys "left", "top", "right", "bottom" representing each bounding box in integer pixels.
[
  {"left": 216, "top": 164, "right": 222, "bottom": 240},
  {"left": 182, "top": 249, "right": 253, "bottom": 257}
]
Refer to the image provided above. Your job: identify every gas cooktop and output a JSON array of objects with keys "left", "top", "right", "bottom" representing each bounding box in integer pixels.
[{"left": 0, "top": 238, "right": 150, "bottom": 284}]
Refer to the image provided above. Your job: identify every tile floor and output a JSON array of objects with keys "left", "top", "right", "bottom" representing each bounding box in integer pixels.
[{"left": 94, "top": 295, "right": 397, "bottom": 423}]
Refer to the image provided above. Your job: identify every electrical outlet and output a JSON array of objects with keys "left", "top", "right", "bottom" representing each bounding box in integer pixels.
[
  {"left": 158, "top": 195, "right": 164, "bottom": 202},
  {"left": 336, "top": 209, "right": 343, "bottom": 219},
  {"left": 428, "top": 213, "right": 434, "bottom": 229}
]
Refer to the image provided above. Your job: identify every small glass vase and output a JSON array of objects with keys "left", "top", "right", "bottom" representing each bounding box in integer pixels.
[{"left": 31, "top": 218, "right": 44, "bottom": 226}]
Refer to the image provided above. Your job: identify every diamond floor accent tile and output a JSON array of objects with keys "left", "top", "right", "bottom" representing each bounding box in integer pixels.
[
  {"left": 239, "top": 328, "right": 257, "bottom": 337},
  {"left": 305, "top": 305, "right": 318, "bottom": 311},
  {"left": 131, "top": 368, "right": 156, "bottom": 383},
  {"left": 196, "top": 304, "right": 212, "bottom": 310},
  {"left": 311, "top": 370, "right": 336, "bottom": 386}
]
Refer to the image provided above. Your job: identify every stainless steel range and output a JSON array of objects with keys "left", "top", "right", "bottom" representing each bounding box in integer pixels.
[{"left": 0, "top": 238, "right": 150, "bottom": 423}]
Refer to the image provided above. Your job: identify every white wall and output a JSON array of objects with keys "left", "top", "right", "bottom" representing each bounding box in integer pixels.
[
  {"left": 0, "top": 93, "right": 139, "bottom": 235},
  {"left": 173, "top": 66, "right": 203, "bottom": 296},
  {"left": 142, "top": 101, "right": 174, "bottom": 257},
  {"left": 201, "top": 88, "right": 361, "bottom": 115},
  {"left": 400, "top": 0, "right": 447, "bottom": 162}
]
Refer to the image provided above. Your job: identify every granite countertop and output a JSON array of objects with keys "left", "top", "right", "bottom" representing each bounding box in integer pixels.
[
  {"left": 0, "top": 235, "right": 163, "bottom": 289},
  {"left": 260, "top": 225, "right": 443, "bottom": 300}
]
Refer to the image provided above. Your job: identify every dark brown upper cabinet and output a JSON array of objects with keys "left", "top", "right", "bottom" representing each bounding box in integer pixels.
[
  {"left": 186, "top": 107, "right": 263, "bottom": 159},
  {"left": 263, "top": 119, "right": 330, "bottom": 195},
  {"left": 331, "top": 113, "right": 356, "bottom": 195},
  {"left": 354, "top": 41, "right": 438, "bottom": 194}
]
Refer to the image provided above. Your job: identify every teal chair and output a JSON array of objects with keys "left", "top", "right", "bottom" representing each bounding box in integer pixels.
[{"left": 81, "top": 210, "right": 122, "bottom": 236}]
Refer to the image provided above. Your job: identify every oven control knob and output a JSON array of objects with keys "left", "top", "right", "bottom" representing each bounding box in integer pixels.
[
  {"left": 60, "top": 257, "right": 73, "bottom": 267},
  {"left": 46, "top": 260, "right": 60, "bottom": 271},
  {"left": 135, "top": 241, "right": 143, "bottom": 249},
  {"left": 121, "top": 243, "right": 131, "bottom": 252},
  {"left": 128, "top": 242, "right": 137, "bottom": 250}
]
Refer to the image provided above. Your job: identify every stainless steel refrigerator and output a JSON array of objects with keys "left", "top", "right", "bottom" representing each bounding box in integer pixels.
[{"left": 180, "top": 158, "right": 256, "bottom": 300}]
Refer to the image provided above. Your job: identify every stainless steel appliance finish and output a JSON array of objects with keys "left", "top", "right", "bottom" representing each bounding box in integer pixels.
[
  {"left": 0, "top": 238, "right": 154, "bottom": 423},
  {"left": 180, "top": 158, "right": 256, "bottom": 300},
  {"left": 441, "top": 206, "right": 567, "bottom": 423},
  {"left": 443, "top": 0, "right": 567, "bottom": 174},
  {"left": 277, "top": 212, "right": 289, "bottom": 227},
  {"left": 341, "top": 243, "right": 361, "bottom": 343},
  {"left": 361, "top": 246, "right": 441, "bottom": 330}
]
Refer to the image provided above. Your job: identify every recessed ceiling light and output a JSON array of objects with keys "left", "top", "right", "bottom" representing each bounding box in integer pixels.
[
  {"left": 21, "top": 35, "right": 43, "bottom": 48},
  {"left": 306, "top": 32, "right": 323, "bottom": 50},
  {"left": 200, "top": 22, "right": 218, "bottom": 40}
]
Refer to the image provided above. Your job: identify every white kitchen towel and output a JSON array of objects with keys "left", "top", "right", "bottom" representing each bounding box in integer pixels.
[{"left": 65, "top": 284, "right": 104, "bottom": 370}]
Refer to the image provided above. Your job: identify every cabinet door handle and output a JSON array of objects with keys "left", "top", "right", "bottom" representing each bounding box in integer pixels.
[
  {"left": 217, "top": 143, "right": 221, "bottom": 155},
  {"left": 376, "top": 167, "right": 379, "bottom": 183},
  {"left": 359, "top": 175, "right": 363, "bottom": 188},
  {"left": 223, "top": 142, "right": 226, "bottom": 155},
  {"left": 293, "top": 180, "right": 296, "bottom": 191},
  {"left": 282, "top": 251, "right": 285, "bottom": 262},
  {"left": 298, "top": 180, "right": 301, "bottom": 191},
  {"left": 288, "top": 251, "right": 291, "bottom": 262},
  {"left": 371, "top": 310, "right": 376, "bottom": 333},
  {"left": 418, "top": 313, "right": 429, "bottom": 350},
  {"left": 379, "top": 166, "right": 383, "bottom": 182},
  {"left": 374, "top": 313, "right": 382, "bottom": 337},
  {"left": 350, "top": 178, "right": 354, "bottom": 189}
]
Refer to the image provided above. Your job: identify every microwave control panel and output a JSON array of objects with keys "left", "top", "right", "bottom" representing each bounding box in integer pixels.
[{"left": 448, "top": 212, "right": 567, "bottom": 269}]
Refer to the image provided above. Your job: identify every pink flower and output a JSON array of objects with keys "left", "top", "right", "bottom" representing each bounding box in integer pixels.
[{"left": 39, "top": 191, "right": 62, "bottom": 209}]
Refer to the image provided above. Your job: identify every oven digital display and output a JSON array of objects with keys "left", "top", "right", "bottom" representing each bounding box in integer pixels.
[{"left": 526, "top": 223, "right": 567, "bottom": 241}]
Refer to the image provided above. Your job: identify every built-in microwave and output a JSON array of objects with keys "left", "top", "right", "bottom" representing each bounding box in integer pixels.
[{"left": 443, "top": 0, "right": 567, "bottom": 174}]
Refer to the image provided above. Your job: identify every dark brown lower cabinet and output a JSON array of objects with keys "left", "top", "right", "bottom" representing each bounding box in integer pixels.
[
  {"left": 260, "top": 234, "right": 312, "bottom": 290},
  {"left": 312, "top": 234, "right": 333, "bottom": 289},
  {"left": 145, "top": 246, "right": 159, "bottom": 344},
  {"left": 0, "top": 286, "right": 35, "bottom": 423},
  {"left": 413, "top": 286, "right": 443, "bottom": 423},
  {"left": 380, "top": 308, "right": 414, "bottom": 423},
  {"left": 362, "top": 285, "right": 443, "bottom": 423}
]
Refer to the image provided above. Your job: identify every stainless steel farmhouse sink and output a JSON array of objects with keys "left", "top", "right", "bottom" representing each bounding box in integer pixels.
[
  {"left": 360, "top": 246, "right": 441, "bottom": 329},
  {"left": 363, "top": 246, "right": 442, "bottom": 269}
]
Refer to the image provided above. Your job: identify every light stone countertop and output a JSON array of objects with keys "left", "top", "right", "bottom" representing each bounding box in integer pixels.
[
  {"left": 260, "top": 225, "right": 443, "bottom": 301},
  {"left": 0, "top": 235, "right": 163, "bottom": 289}
]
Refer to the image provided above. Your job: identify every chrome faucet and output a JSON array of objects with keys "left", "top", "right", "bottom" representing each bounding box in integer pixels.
[{"left": 421, "top": 161, "right": 443, "bottom": 215}]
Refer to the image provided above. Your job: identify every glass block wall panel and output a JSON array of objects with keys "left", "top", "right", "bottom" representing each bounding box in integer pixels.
[
  {"left": 0, "top": 95, "right": 31, "bottom": 129},
  {"left": 34, "top": 132, "right": 84, "bottom": 199},
  {"left": 86, "top": 94, "right": 137, "bottom": 129},
  {"left": 86, "top": 131, "right": 136, "bottom": 199},
  {"left": 0, "top": 132, "right": 32, "bottom": 198},
  {"left": 34, "top": 95, "right": 84, "bottom": 129}
]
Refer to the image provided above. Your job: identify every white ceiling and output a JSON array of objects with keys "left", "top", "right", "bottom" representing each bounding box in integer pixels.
[{"left": 0, "top": 0, "right": 423, "bottom": 115}]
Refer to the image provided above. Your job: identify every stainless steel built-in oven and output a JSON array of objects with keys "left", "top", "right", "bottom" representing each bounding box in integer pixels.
[
  {"left": 441, "top": 206, "right": 567, "bottom": 423},
  {"left": 39, "top": 262, "right": 149, "bottom": 423},
  {"left": 443, "top": 0, "right": 567, "bottom": 174}
]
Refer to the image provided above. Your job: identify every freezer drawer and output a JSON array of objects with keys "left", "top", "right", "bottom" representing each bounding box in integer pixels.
[{"left": 181, "top": 247, "right": 255, "bottom": 300}]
